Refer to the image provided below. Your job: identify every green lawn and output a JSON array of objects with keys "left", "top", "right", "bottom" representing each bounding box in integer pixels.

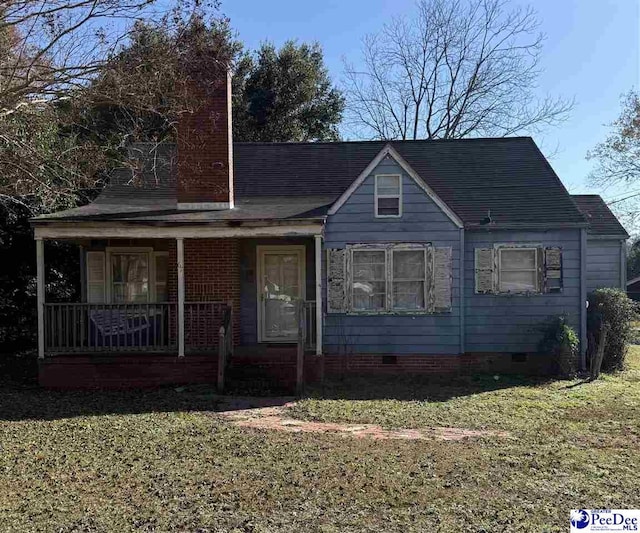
[{"left": 1, "top": 350, "right": 639, "bottom": 532}]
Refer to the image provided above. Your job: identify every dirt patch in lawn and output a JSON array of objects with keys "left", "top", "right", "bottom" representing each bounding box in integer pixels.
[{"left": 214, "top": 397, "right": 510, "bottom": 441}]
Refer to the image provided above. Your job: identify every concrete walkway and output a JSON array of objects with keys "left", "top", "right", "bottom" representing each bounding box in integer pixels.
[{"left": 214, "top": 397, "right": 510, "bottom": 441}]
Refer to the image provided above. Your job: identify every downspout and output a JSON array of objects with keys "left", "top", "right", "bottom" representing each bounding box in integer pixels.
[
  {"left": 580, "top": 228, "right": 587, "bottom": 371},
  {"left": 459, "top": 227, "right": 465, "bottom": 355}
]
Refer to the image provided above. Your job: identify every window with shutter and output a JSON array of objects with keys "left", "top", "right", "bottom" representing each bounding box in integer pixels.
[
  {"left": 86, "top": 251, "right": 106, "bottom": 303},
  {"left": 476, "top": 244, "right": 563, "bottom": 295},
  {"left": 88, "top": 247, "right": 168, "bottom": 304},
  {"left": 341, "top": 244, "right": 451, "bottom": 314}
]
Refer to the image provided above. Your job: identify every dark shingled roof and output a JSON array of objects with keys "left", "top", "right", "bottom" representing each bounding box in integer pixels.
[
  {"left": 571, "top": 194, "right": 629, "bottom": 237},
  {"left": 36, "top": 137, "right": 589, "bottom": 227}
]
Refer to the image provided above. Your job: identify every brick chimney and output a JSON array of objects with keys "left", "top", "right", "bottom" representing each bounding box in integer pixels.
[{"left": 177, "top": 70, "right": 234, "bottom": 209}]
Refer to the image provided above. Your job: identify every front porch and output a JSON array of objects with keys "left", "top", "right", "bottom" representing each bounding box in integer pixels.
[{"left": 34, "top": 222, "right": 324, "bottom": 392}]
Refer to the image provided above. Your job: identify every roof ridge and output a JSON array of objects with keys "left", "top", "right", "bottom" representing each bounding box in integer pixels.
[
  {"left": 128, "top": 136, "right": 534, "bottom": 149},
  {"left": 232, "top": 136, "right": 533, "bottom": 146}
]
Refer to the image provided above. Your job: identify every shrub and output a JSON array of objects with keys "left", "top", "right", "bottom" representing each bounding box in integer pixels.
[
  {"left": 537, "top": 315, "right": 579, "bottom": 377},
  {"left": 587, "top": 288, "right": 638, "bottom": 372}
]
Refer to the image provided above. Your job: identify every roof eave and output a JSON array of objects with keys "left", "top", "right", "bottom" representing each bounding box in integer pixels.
[
  {"left": 586, "top": 232, "right": 629, "bottom": 240},
  {"left": 31, "top": 216, "right": 327, "bottom": 227},
  {"left": 465, "top": 221, "right": 590, "bottom": 231}
]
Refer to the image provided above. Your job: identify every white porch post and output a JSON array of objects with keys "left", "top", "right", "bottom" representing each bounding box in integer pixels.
[
  {"left": 314, "top": 234, "right": 323, "bottom": 355},
  {"left": 36, "top": 238, "right": 45, "bottom": 359},
  {"left": 177, "top": 237, "right": 185, "bottom": 357}
]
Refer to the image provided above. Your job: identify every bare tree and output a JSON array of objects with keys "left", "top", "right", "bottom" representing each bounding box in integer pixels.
[
  {"left": 587, "top": 90, "right": 640, "bottom": 234},
  {"left": 0, "top": 1, "right": 236, "bottom": 213},
  {"left": 0, "top": 0, "right": 213, "bottom": 112},
  {"left": 343, "top": 0, "right": 572, "bottom": 140},
  {"left": 588, "top": 90, "right": 640, "bottom": 192}
]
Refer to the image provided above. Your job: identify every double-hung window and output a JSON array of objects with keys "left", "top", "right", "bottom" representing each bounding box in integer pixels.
[
  {"left": 352, "top": 249, "right": 387, "bottom": 311},
  {"left": 350, "top": 244, "right": 429, "bottom": 313},
  {"left": 375, "top": 174, "right": 402, "bottom": 217},
  {"left": 392, "top": 248, "right": 427, "bottom": 310},
  {"left": 497, "top": 248, "right": 538, "bottom": 293},
  {"left": 86, "top": 248, "right": 169, "bottom": 304},
  {"left": 111, "top": 252, "right": 150, "bottom": 303}
]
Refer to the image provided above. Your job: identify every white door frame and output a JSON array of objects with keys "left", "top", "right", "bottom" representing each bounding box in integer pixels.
[{"left": 256, "top": 245, "right": 306, "bottom": 343}]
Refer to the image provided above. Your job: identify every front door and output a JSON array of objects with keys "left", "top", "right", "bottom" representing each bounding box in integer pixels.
[{"left": 257, "top": 246, "right": 306, "bottom": 343}]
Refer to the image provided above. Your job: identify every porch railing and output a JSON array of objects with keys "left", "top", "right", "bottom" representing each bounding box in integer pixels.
[
  {"left": 44, "top": 301, "right": 232, "bottom": 355},
  {"left": 184, "top": 301, "right": 232, "bottom": 353},
  {"left": 44, "top": 303, "right": 177, "bottom": 353}
]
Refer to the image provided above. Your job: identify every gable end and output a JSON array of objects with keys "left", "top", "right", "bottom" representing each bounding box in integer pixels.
[{"left": 328, "top": 144, "right": 463, "bottom": 228}]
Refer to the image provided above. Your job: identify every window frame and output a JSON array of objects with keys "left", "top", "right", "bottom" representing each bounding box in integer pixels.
[
  {"left": 350, "top": 247, "right": 388, "bottom": 312},
  {"left": 102, "top": 247, "right": 168, "bottom": 304},
  {"left": 106, "top": 247, "right": 152, "bottom": 304},
  {"left": 390, "top": 247, "right": 429, "bottom": 311},
  {"left": 347, "top": 243, "right": 431, "bottom": 314},
  {"left": 496, "top": 246, "right": 539, "bottom": 294},
  {"left": 374, "top": 174, "right": 402, "bottom": 218}
]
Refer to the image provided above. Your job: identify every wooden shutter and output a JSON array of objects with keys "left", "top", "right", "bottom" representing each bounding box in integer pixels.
[
  {"left": 536, "top": 247, "right": 545, "bottom": 293},
  {"left": 86, "top": 251, "right": 106, "bottom": 303},
  {"left": 327, "top": 248, "right": 347, "bottom": 313},
  {"left": 153, "top": 252, "right": 169, "bottom": 302},
  {"left": 544, "top": 247, "right": 563, "bottom": 293},
  {"left": 474, "top": 248, "right": 495, "bottom": 294},
  {"left": 432, "top": 247, "right": 452, "bottom": 312}
]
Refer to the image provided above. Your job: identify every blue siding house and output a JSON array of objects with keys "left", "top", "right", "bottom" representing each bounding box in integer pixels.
[
  {"left": 572, "top": 195, "right": 628, "bottom": 292},
  {"left": 30, "top": 82, "right": 630, "bottom": 388}
]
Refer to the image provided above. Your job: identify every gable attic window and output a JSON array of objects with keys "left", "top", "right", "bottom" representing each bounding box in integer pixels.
[{"left": 375, "top": 174, "right": 402, "bottom": 217}]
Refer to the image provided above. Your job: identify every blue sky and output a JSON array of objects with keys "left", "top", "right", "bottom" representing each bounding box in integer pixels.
[{"left": 222, "top": 0, "right": 639, "bottom": 201}]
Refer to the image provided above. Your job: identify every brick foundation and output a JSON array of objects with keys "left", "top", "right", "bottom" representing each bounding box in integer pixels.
[
  {"left": 39, "top": 355, "right": 217, "bottom": 389},
  {"left": 38, "top": 351, "right": 555, "bottom": 390},
  {"left": 312, "top": 352, "right": 554, "bottom": 377}
]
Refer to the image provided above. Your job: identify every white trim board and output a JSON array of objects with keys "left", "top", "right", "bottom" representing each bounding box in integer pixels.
[
  {"left": 327, "top": 143, "right": 464, "bottom": 228},
  {"left": 34, "top": 222, "right": 323, "bottom": 240}
]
